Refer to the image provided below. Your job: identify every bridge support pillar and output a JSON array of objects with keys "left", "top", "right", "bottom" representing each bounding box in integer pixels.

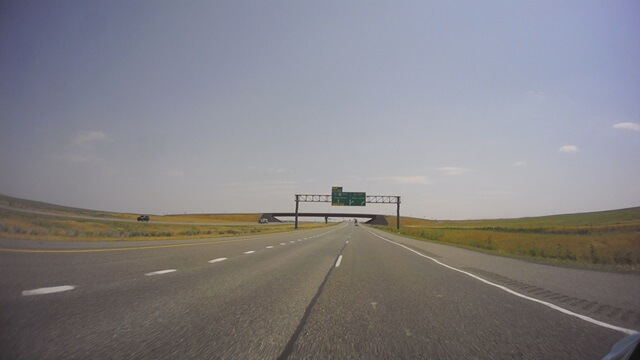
[{"left": 325, "top": 216, "right": 328, "bottom": 224}]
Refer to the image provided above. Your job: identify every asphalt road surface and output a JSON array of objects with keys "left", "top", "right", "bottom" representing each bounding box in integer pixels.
[{"left": 1, "top": 223, "right": 638, "bottom": 359}]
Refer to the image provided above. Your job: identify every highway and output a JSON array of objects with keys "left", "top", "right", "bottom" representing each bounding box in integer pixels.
[{"left": 1, "top": 222, "right": 638, "bottom": 359}]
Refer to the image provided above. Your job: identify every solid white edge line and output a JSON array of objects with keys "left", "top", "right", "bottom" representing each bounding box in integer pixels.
[
  {"left": 209, "top": 257, "right": 227, "bottom": 263},
  {"left": 145, "top": 269, "right": 177, "bottom": 276},
  {"left": 366, "top": 228, "right": 638, "bottom": 336},
  {"left": 244, "top": 250, "right": 255, "bottom": 254},
  {"left": 22, "top": 285, "right": 75, "bottom": 296},
  {"left": 335, "top": 255, "right": 343, "bottom": 267}
]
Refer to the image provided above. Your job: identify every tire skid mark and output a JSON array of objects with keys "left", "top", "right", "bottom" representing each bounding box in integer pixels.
[{"left": 462, "top": 267, "right": 640, "bottom": 326}]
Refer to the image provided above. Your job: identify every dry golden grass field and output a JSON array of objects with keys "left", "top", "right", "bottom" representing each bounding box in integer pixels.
[
  {"left": 383, "top": 207, "right": 640, "bottom": 271},
  {"left": 0, "top": 195, "right": 329, "bottom": 241}
]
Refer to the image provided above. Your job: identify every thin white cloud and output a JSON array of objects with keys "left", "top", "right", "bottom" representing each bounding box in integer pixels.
[
  {"left": 71, "top": 130, "right": 109, "bottom": 147},
  {"left": 477, "top": 190, "right": 513, "bottom": 197},
  {"left": 168, "top": 169, "right": 185, "bottom": 178},
  {"left": 558, "top": 145, "right": 579, "bottom": 153},
  {"left": 55, "top": 153, "right": 102, "bottom": 164},
  {"left": 613, "top": 122, "right": 640, "bottom": 131},
  {"left": 225, "top": 179, "right": 314, "bottom": 194},
  {"left": 526, "top": 90, "right": 546, "bottom": 101},
  {"left": 370, "top": 176, "right": 430, "bottom": 185},
  {"left": 436, "top": 167, "right": 470, "bottom": 176},
  {"left": 245, "top": 166, "right": 293, "bottom": 174},
  {"left": 57, "top": 130, "right": 110, "bottom": 165}
]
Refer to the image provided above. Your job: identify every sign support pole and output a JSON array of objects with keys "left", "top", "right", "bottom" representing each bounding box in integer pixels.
[
  {"left": 294, "top": 195, "right": 299, "bottom": 230},
  {"left": 397, "top": 196, "right": 401, "bottom": 230}
]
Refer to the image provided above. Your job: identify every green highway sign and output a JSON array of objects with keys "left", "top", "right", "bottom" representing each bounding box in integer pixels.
[
  {"left": 331, "top": 187, "right": 366, "bottom": 206},
  {"left": 331, "top": 186, "right": 342, "bottom": 205},
  {"left": 345, "top": 192, "right": 366, "bottom": 206}
]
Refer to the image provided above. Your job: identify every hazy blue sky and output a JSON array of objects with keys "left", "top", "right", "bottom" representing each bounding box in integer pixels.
[{"left": 1, "top": 1, "right": 639, "bottom": 219}]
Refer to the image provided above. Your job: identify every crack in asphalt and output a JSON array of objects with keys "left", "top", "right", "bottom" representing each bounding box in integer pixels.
[{"left": 277, "top": 241, "right": 349, "bottom": 360}]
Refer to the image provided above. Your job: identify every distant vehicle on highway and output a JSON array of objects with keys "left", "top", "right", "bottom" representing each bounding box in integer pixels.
[
  {"left": 137, "top": 215, "right": 149, "bottom": 222},
  {"left": 259, "top": 218, "right": 268, "bottom": 224}
]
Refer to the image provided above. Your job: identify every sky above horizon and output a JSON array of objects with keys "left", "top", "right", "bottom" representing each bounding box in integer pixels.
[{"left": 1, "top": 1, "right": 639, "bottom": 220}]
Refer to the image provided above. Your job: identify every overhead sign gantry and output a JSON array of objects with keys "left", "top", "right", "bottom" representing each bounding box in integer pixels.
[
  {"left": 331, "top": 187, "right": 366, "bottom": 206},
  {"left": 294, "top": 186, "right": 401, "bottom": 230}
]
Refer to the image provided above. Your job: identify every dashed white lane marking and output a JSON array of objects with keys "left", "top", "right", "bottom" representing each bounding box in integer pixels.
[
  {"left": 280, "top": 243, "right": 286, "bottom": 245},
  {"left": 346, "top": 241, "right": 349, "bottom": 244},
  {"left": 366, "top": 229, "right": 638, "bottom": 336},
  {"left": 298, "top": 239, "right": 302, "bottom": 242},
  {"left": 244, "top": 250, "right": 255, "bottom": 254},
  {"left": 209, "top": 258, "right": 227, "bottom": 263},
  {"left": 22, "top": 285, "right": 75, "bottom": 296},
  {"left": 335, "top": 255, "right": 343, "bottom": 268},
  {"left": 266, "top": 246, "right": 274, "bottom": 249},
  {"left": 290, "top": 241, "right": 295, "bottom": 243},
  {"left": 145, "top": 269, "right": 177, "bottom": 276}
]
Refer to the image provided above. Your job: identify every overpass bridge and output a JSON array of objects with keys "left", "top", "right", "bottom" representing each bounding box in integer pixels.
[
  {"left": 261, "top": 192, "right": 400, "bottom": 229},
  {"left": 260, "top": 213, "right": 388, "bottom": 225}
]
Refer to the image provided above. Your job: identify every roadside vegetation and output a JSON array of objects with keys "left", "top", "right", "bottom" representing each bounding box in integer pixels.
[
  {"left": 0, "top": 194, "right": 262, "bottom": 223},
  {"left": 0, "top": 195, "right": 329, "bottom": 241},
  {"left": 0, "top": 194, "right": 135, "bottom": 220},
  {"left": 380, "top": 207, "right": 640, "bottom": 272},
  {"left": 158, "top": 213, "right": 261, "bottom": 223}
]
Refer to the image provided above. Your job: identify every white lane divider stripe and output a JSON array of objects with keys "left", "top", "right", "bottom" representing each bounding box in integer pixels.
[
  {"left": 145, "top": 269, "right": 177, "bottom": 276},
  {"left": 266, "top": 246, "right": 274, "bottom": 249},
  {"left": 366, "top": 229, "right": 638, "bottom": 336},
  {"left": 335, "top": 255, "right": 343, "bottom": 268},
  {"left": 346, "top": 241, "right": 349, "bottom": 244},
  {"left": 22, "top": 285, "right": 75, "bottom": 296},
  {"left": 244, "top": 250, "right": 255, "bottom": 254},
  {"left": 280, "top": 243, "right": 286, "bottom": 245},
  {"left": 209, "top": 258, "right": 227, "bottom": 263}
]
